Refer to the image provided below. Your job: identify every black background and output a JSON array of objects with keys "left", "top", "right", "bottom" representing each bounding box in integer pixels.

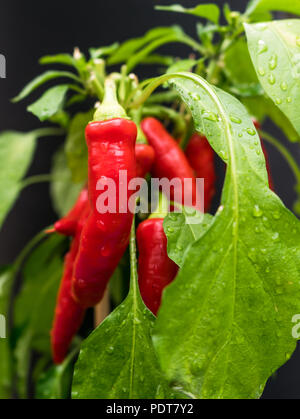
[{"left": 0, "top": 0, "right": 299, "bottom": 399}]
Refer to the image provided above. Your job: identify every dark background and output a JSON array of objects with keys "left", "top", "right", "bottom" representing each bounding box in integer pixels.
[{"left": 0, "top": 0, "right": 299, "bottom": 399}]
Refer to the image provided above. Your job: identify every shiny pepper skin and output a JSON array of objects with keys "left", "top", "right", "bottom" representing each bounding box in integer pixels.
[
  {"left": 73, "top": 118, "right": 137, "bottom": 308},
  {"left": 137, "top": 218, "right": 178, "bottom": 315},
  {"left": 54, "top": 188, "right": 89, "bottom": 236},
  {"left": 141, "top": 117, "right": 202, "bottom": 211},
  {"left": 51, "top": 203, "right": 90, "bottom": 365},
  {"left": 185, "top": 134, "right": 216, "bottom": 212},
  {"left": 135, "top": 143, "right": 155, "bottom": 178}
]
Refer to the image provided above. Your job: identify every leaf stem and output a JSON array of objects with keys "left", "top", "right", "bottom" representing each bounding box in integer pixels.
[
  {"left": 21, "top": 174, "right": 53, "bottom": 189},
  {"left": 129, "top": 215, "right": 138, "bottom": 295},
  {"left": 31, "top": 127, "right": 65, "bottom": 138},
  {"left": 259, "top": 130, "right": 300, "bottom": 186}
]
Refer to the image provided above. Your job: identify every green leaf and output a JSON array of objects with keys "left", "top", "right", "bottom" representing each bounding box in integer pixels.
[
  {"left": 50, "top": 147, "right": 84, "bottom": 217},
  {"left": 164, "top": 211, "right": 213, "bottom": 267},
  {"left": 65, "top": 110, "right": 93, "bottom": 183},
  {"left": 0, "top": 131, "right": 38, "bottom": 229},
  {"left": 141, "top": 55, "right": 174, "bottom": 67},
  {"left": 108, "top": 26, "right": 183, "bottom": 66},
  {"left": 12, "top": 71, "right": 81, "bottom": 103},
  {"left": 156, "top": 4, "right": 220, "bottom": 24},
  {"left": 27, "top": 85, "right": 69, "bottom": 122},
  {"left": 0, "top": 267, "right": 13, "bottom": 399},
  {"left": 89, "top": 42, "right": 119, "bottom": 60},
  {"left": 246, "top": 0, "right": 300, "bottom": 17},
  {"left": 245, "top": 20, "right": 300, "bottom": 137},
  {"left": 73, "top": 299, "right": 173, "bottom": 399},
  {"left": 224, "top": 38, "right": 259, "bottom": 87},
  {"left": 14, "top": 235, "right": 65, "bottom": 397},
  {"left": 153, "top": 73, "right": 300, "bottom": 399},
  {"left": 72, "top": 223, "right": 173, "bottom": 399},
  {"left": 35, "top": 344, "right": 79, "bottom": 399},
  {"left": 126, "top": 32, "right": 200, "bottom": 73},
  {"left": 167, "top": 59, "right": 197, "bottom": 74},
  {"left": 39, "top": 54, "right": 75, "bottom": 67}
]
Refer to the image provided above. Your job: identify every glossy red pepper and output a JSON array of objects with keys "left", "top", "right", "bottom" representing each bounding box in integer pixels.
[
  {"left": 51, "top": 203, "right": 90, "bottom": 365},
  {"left": 135, "top": 143, "right": 155, "bottom": 178},
  {"left": 137, "top": 218, "right": 178, "bottom": 316},
  {"left": 53, "top": 188, "right": 89, "bottom": 236},
  {"left": 141, "top": 117, "right": 202, "bottom": 211},
  {"left": 185, "top": 134, "right": 216, "bottom": 212},
  {"left": 73, "top": 118, "right": 137, "bottom": 308}
]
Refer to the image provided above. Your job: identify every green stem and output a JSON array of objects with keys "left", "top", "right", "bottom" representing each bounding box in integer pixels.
[
  {"left": 129, "top": 216, "right": 138, "bottom": 295},
  {"left": 12, "top": 228, "right": 50, "bottom": 274},
  {"left": 94, "top": 78, "right": 127, "bottom": 121},
  {"left": 90, "top": 73, "right": 104, "bottom": 101},
  {"left": 21, "top": 174, "right": 53, "bottom": 189},
  {"left": 149, "top": 192, "right": 169, "bottom": 219},
  {"left": 259, "top": 130, "right": 300, "bottom": 186},
  {"left": 32, "top": 127, "right": 65, "bottom": 138}
]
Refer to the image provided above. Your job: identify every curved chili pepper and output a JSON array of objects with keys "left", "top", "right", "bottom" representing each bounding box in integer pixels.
[
  {"left": 137, "top": 218, "right": 178, "bottom": 316},
  {"left": 53, "top": 188, "right": 89, "bottom": 237},
  {"left": 141, "top": 117, "right": 201, "bottom": 211},
  {"left": 51, "top": 203, "right": 90, "bottom": 365},
  {"left": 73, "top": 118, "right": 137, "bottom": 308},
  {"left": 135, "top": 143, "right": 155, "bottom": 178},
  {"left": 185, "top": 134, "right": 216, "bottom": 212}
]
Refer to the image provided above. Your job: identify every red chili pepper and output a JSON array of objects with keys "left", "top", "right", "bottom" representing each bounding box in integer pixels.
[
  {"left": 53, "top": 188, "right": 89, "bottom": 237},
  {"left": 73, "top": 118, "right": 137, "bottom": 308},
  {"left": 137, "top": 218, "right": 178, "bottom": 315},
  {"left": 135, "top": 143, "right": 155, "bottom": 178},
  {"left": 141, "top": 117, "right": 202, "bottom": 211},
  {"left": 185, "top": 134, "right": 216, "bottom": 212},
  {"left": 253, "top": 120, "right": 274, "bottom": 190},
  {"left": 51, "top": 203, "right": 90, "bottom": 365}
]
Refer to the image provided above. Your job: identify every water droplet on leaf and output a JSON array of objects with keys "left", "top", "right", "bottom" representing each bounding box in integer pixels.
[
  {"left": 258, "top": 40, "right": 268, "bottom": 54},
  {"left": 253, "top": 205, "right": 263, "bottom": 217}
]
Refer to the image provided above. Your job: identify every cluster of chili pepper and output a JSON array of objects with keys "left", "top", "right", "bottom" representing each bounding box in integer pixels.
[{"left": 50, "top": 80, "right": 273, "bottom": 364}]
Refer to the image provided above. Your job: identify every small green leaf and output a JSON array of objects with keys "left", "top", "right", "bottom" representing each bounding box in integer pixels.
[
  {"left": 89, "top": 42, "right": 119, "bottom": 59},
  {"left": 12, "top": 71, "right": 81, "bottom": 103},
  {"left": 156, "top": 4, "right": 220, "bottom": 24},
  {"left": 14, "top": 235, "right": 65, "bottom": 397},
  {"left": 0, "top": 131, "right": 38, "bottom": 229},
  {"left": 39, "top": 54, "right": 76, "bottom": 67},
  {"left": 50, "top": 147, "right": 84, "bottom": 217},
  {"left": 35, "top": 344, "right": 79, "bottom": 399},
  {"left": 27, "top": 85, "right": 69, "bottom": 122},
  {"left": 246, "top": 0, "right": 300, "bottom": 17},
  {"left": 0, "top": 267, "right": 13, "bottom": 399},
  {"left": 245, "top": 20, "right": 300, "bottom": 136},
  {"left": 164, "top": 211, "right": 213, "bottom": 267},
  {"left": 65, "top": 110, "right": 93, "bottom": 183},
  {"left": 224, "top": 38, "right": 259, "bottom": 87},
  {"left": 108, "top": 26, "right": 183, "bottom": 66},
  {"left": 141, "top": 55, "right": 174, "bottom": 67},
  {"left": 126, "top": 32, "right": 200, "bottom": 73},
  {"left": 167, "top": 59, "right": 197, "bottom": 74}
]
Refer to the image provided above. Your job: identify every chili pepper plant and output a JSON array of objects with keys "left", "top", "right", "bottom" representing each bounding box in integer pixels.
[{"left": 1, "top": 0, "right": 300, "bottom": 399}]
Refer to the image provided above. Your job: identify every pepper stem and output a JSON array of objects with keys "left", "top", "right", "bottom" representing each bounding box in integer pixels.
[
  {"left": 149, "top": 192, "right": 169, "bottom": 220},
  {"left": 93, "top": 78, "right": 127, "bottom": 121}
]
